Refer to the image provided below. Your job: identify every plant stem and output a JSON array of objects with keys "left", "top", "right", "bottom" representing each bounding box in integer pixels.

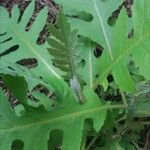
[
  {"left": 141, "top": 121, "right": 150, "bottom": 125},
  {"left": 80, "top": 134, "right": 87, "bottom": 150},
  {"left": 114, "top": 115, "right": 127, "bottom": 124},
  {"left": 131, "top": 141, "right": 141, "bottom": 150},
  {"left": 86, "top": 133, "right": 100, "bottom": 150},
  {"left": 85, "top": 104, "right": 128, "bottom": 150},
  {"left": 119, "top": 88, "right": 128, "bottom": 107},
  {"left": 106, "top": 104, "right": 128, "bottom": 110}
]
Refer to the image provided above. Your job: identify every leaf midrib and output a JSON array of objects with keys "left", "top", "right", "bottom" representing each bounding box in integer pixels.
[
  {"left": 88, "top": 47, "right": 93, "bottom": 88},
  {"left": 11, "top": 27, "right": 61, "bottom": 79},
  {"left": 0, "top": 104, "right": 106, "bottom": 133},
  {"left": 94, "top": 33, "right": 149, "bottom": 89},
  {"left": 93, "top": 0, "right": 113, "bottom": 60}
]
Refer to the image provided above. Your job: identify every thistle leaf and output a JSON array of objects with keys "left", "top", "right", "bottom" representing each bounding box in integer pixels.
[
  {"left": 0, "top": 87, "right": 107, "bottom": 150},
  {"left": 54, "top": 0, "right": 150, "bottom": 92},
  {"left": 0, "top": 1, "right": 75, "bottom": 109},
  {"left": 54, "top": 0, "right": 123, "bottom": 60},
  {"left": 47, "top": 9, "right": 86, "bottom": 103},
  {"left": 97, "top": 1, "right": 150, "bottom": 92},
  {"left": 47, "top": 9, "right": 79, "bottom": 79}
]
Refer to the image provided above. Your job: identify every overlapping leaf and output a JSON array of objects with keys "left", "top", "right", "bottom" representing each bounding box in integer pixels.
[
  {"left": 47, "top": 9, "right": 89, "bottom": 103},
  {"left": 97, "top": 1, "right": 150, "bottom": 92},
  {"left": 54, "top": 0, "right": 150, "bottom": 92},
  {"left": 77, "top": 38, "right": 98, "bottom": 88},
  {"left": 54, "top": 0, "right": 123, "bottom": 60},
  {"left": 47, "top": 9, "right": 79, "bottom": 79},
  {"left": 0, "top": 1, "right": 75, "bottom": 108},
  {"left": 0, "top": 87, "right": 107, "bottom": 150},
  {"left": 0, "top": 1, "right": 61, "bottom": 80}
]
